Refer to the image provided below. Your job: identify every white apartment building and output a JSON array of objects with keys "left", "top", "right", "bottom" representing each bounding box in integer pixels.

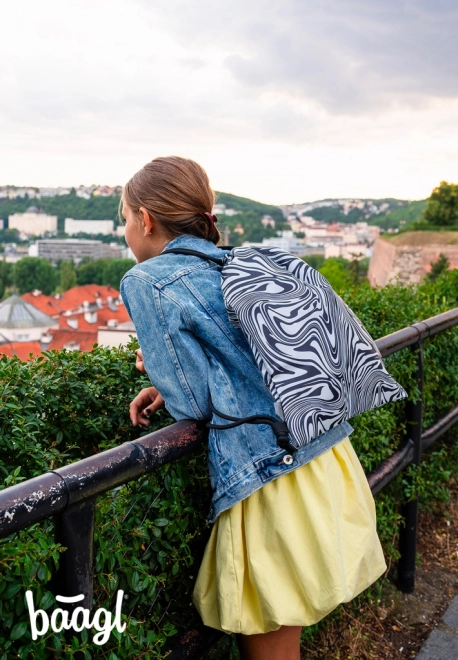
[
  {"left": 244, "top": 231, "right": 306, "bottom": 256},
  {"left": 65, "top": 218, "right": 114, "bottom": 235},
  {"left": 97, "top": 320, "right": 137, "bottom": 348},
  {"left": 9, "top": 207, "right": 58, "bottom": 235}
]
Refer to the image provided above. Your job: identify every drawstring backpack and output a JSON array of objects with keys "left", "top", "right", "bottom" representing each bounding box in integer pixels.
[{"left": 164, "top": 245, "right": 408, "bottom": 456}]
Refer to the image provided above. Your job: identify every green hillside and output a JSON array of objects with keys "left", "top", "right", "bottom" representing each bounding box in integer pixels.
[
  {"left": 215, "top": 191, "right": 284, "bottom": 224},
  {"left": 301, "top": 198, "right": 427, "bottom": 229},
  {"left": 372, "top": 200, "right": 427, "bottom": 230},
  {"left": 0, "top": 190, "right": 287, "bottom": 246},
  {"left": 0, "top": 194, "right": 121, "bottom": 232}
]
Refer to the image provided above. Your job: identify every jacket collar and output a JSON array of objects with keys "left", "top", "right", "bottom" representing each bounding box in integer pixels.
[{"left": 163, "top": 234, "right": 228, "bottom": 258}]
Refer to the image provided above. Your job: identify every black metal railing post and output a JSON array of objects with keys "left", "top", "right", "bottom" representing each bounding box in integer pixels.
[
  {"left": 53, "top": 499, "right": 96, "bottom": 609},
  {"left": 52, "top": 499, "right": 96, "bottom": 657},
  {"left": 397, "top": 340, "right": 424, "bottom": 593}
]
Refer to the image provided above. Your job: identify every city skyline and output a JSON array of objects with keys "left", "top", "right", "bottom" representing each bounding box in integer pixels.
[{"left": 1, "top": 0, "right": 457, "bottom": 205}]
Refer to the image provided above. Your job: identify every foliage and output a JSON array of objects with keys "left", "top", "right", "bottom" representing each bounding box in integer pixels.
[
  {"left": 75, "top": 258, "right": 135, "bottom": 287},
  {"left": 1, "top": 272, "right": 458, "bottom": 657},
  {"left": 59, "top": 260, "right": 77, "bottom": 292},
  {"left": 0, "top": 343, "right": 210, "bottom": 658},
  {"left": 0, "top": 228, "right": 21, "bottom": 243},
  {"left": 423, "top": 181, "right": 458, "bottom": 228},
  {"left": 215, "top": 191, "right": 284, "bottom": 224},
  {"left": 0, "top": 257, "right": 135, "bottom": 300},
  {"left": 219, "top": 212, "right": 279, "bottom": 246},
  {"left": 374, "top": 200, "right": 426, "bottom": 230},
  {"left": 316, "top": 257, "right": 354, "bottom": 290},
  {"left": 0, "top": 260, "right": 13, "bottom": 299},
  {"left": 301, "top": 254, "right": 325, "bottom": 270},
  {"left": 308, "top": 256, "right": 370, "bottom": 291},
  {"left": 0, "top": 260, "right": 9, "bottom": 299},
  {"left": 427, "top": 253, "right": 450, "bottom": 282},
  {"left": 302, "top": 205, "right": 363, "bottom": 224},
  {"left": 15, "top": 257, "right": 57, "bottom": 295}
]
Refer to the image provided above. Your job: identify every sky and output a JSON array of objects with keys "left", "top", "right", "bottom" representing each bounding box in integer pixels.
[{"left": 1, "top": 0, "right": 458, "bottom": 204}]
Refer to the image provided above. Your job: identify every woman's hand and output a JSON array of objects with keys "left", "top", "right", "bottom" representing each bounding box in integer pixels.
[
  {"left": 135, "top": 348, "right": 147, "bottom": 374},
  {"left": 129, "top": 387, "right": 165, "bottom": 427}
]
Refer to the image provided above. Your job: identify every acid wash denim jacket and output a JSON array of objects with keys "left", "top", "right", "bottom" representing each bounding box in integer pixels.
[{"left": 120, "top": 235, "right": 353, "bottom": 522}]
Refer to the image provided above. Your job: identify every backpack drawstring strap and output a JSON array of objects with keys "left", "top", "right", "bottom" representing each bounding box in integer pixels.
[{"left": 206, "top": 396, "right": 297, "bottom": 456}]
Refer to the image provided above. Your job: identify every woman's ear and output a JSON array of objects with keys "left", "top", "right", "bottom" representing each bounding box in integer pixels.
[{"left": 139, "top": 207, "right": 155, "bottom": 237}]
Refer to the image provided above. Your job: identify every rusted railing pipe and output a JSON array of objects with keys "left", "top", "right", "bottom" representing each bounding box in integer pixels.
[
  {"left": 0, "top": 420, "right": 207, "bottom": 539},
  {"left": 368, "top": 403, "right": 458, "bottom": 495},
  {"left": 376, "top": 308, "right": 458, "bottom": 357}
]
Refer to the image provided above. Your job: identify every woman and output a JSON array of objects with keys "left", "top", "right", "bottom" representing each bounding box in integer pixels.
[{"left": 120, "top": 156, "right": 386, "bottom": 660}]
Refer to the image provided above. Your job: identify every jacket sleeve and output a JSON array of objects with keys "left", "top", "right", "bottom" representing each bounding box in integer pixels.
[{"left": 121, "top": 274, "right": 211, "bottom": 421}]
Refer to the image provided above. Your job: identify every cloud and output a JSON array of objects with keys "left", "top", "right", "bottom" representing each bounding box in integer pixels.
[
  {"left": 0, "top": 0, "right": 457, "bottom": 200},
  {"left": 141, "top": 0, "right": 458, "bottom": 113}
]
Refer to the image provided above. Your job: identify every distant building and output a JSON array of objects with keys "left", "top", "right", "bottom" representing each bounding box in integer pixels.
[
  {"left": 8, "top": 207, "right": 58, "bottom": 235},
  {"left": 20, "top": 284, "right": 136, "bottom": 353},
  {"left": 33, "top": 239, "right": 123, "bottom": 264},
  {"left": 261, "top": 215, "right": 276, "bottom": 229},
  {"left": 243, "top": 231, "right": 306, "bottom": 256},
  {"left": 212, "top": 204, "right": 239, "bottom": 217},
  {"left": 65, "top": 218, "right": 114, "bottom": 235},
  {"left": 0, "top": 295, "right": 59, "bottom": 342},
  {"left": 97, "top": 320, "right": 137, "bottom": 347},
  {"left": 325, "top": 244, "right": 368, "bottom": 260}
]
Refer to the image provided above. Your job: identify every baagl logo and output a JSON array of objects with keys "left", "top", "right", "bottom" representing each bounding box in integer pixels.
[{"left": 25, "top": 590, "right": 126, "bottom": 645}]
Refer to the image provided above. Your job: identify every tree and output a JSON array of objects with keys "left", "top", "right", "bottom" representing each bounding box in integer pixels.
[
  {"left": 0, "top": 259, "right": 7, "bottom": 299},
  {"left": 15, "top": 257, "right": 57, "bottom": 295},
  {"left": 59, "top": 260, "right": 77, "bottom": 291},
  {"left": 427, "top": 253, "right": 450, "bottom": 281},
  {"left": 302, "top": 254, "right": 325, "bottom": 270},
  {"left": 318, "top": 257, "right": 353, "bottom": 292},
  {"left": 75, "top": 259, "right": 107, "bottom": 285},
  {"left": 0, "top": 228, "right": 21, "bottom": 243},
  {"left": 423, "top": 181, "right": 458, "bottom": 227},
  {"left": 75, "top": 258, "right": 135, "bottom": 288},
  {"left": 103, "top": 258, "right": 135, "bottom": 287}
]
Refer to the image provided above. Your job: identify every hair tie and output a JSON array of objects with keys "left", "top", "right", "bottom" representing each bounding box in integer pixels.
[{"left": 204, "top": 212, "right": 218, "bottom": 232}]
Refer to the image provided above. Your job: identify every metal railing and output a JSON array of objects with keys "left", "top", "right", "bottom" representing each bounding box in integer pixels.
[{"left": 1, "top": 307, "right": 458, "bottom": 659}]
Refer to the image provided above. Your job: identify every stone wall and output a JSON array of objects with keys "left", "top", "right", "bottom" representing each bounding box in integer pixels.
[{"left": 368, "top": 233, "right": 458, "bottom": 287}]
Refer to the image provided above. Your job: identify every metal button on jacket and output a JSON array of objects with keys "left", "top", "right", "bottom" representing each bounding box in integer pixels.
[{"left": 282, "top": 454, "right": 294, "bottom": 465}]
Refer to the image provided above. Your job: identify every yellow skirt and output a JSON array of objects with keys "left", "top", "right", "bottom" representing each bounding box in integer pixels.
[{"left": 193, "top": 437, "right": 386, "bottom": 635}]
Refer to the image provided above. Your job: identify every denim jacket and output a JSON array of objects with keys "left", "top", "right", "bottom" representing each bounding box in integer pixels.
[{"left": 121, "top": 235, "right": 353, "bottom": 522}]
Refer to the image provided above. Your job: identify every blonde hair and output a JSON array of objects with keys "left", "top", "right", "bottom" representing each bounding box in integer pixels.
[{"left": 122, "top": 156, "right": 220, "bottom": 244}]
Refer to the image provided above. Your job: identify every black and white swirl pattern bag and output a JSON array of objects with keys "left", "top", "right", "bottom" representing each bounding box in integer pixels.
[{"left": 220, "top": 246, "right": 408, "bottom": 449}]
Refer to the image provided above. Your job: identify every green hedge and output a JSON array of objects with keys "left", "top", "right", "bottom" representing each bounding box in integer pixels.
[{"left": 1, "top": 269, "right": 458, "bottom": 658}]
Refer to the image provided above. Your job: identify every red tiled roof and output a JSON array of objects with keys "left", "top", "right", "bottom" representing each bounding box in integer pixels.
[
  {"left": 22, "top": 284, "right": 121, "bottom": 316},
  {"left": 60, "top": 284, "right": 120, "bottom": 309},
  {"left": 18, "top": 284, "right": 127, "bottom": 354},
  {"left": 58, "top": 305, "right": 131, "bottom": 332},
  {"left": 21, "top": 292, "right": 66, "bottom": 316},
  {"left": 47, "top": 329, "right": 98, "bottom": 352},
  {"left": 0, "top": 341, "right": 42, "bottom": 361},
  {"left": 0, "top": 344, "right": 15, "bottom": 358}
]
